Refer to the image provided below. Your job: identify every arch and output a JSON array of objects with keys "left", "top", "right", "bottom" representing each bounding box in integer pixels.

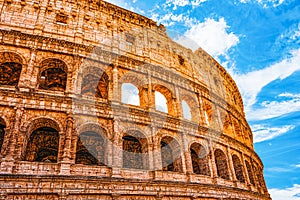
[
  {"left": 0, "top": 118, "right": 6, "bottom": 152},
  {"left": 118, "top": 72, "right": 148, "bottom": 108},
  {"left": 214, "top": 149, "right": 230, "bottom": 180},
  {"left": 160, "top": 136, "right": 182, "bottom": 172},
  {"left": 190, "top": 143, "right": 210, "bottom": 176},
  {"left": 81, "top": 67, "right": 109, "bottom": 99},
  {"left": 0, "top": 52, "right": 24, "bottom": 87},
  {"left": 245, "top": 160, "right": 255, "bottom": 185},
  {"left": 232, "top": 154, "right": 245, "bottom": 183},
  {"left": 75, "top": 131, "right": 106, "bottom": 165},
  {"left": 122, "top": 130, "right": 148, "bottom": 169},
  {"left": 181, "top": 94, "right": 200, "bottom": 122},
  {"left": 182, "top": 100, "right": 191, "bottom": 120},
  {"left": 153, "top": 84, "right": 177, "bottom": 116},
  {"left": 38, "top": 58, "right": 68, "bottom": 91},
  {"left": 121, "top": 83, "right": 140, "bottom": 106},
  {"left": 202, "top": 99, "right": 212, "bottom": 125},
  {"left": 233, "top": 118, "right": 242, "bottom": 139},
  {"left": 23, "top": 117, "right": 62, "bottom": 161},
  {"left": 155, "top": 91, "right": 168, "bottom": 113},
  {"left": 223, "top": 112, "right": 232, "bottom": 136},
  {"left": 24, "top": 126, "right": 59, "bottom": 162}
]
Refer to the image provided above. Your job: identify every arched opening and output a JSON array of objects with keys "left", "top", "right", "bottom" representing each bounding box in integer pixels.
[
  {"left": 24, "top": 127, "right": 59, "bottom": 163},
  {"left": 214, "top": 149, "right": 230, "bottom": 180},
  {"left": 232, "top": 154, "right": 245, "bottom": 183},
  {"left": 38, "top": 59, "right": 67, "bottom": 91},
  {"left": 0, "top": 118, "right": 6, "bottom": 152},
  {"left": 182, "top": 100, "right": 192, "bottom": 120},
  {"left": 0, "top": 62, "right": 22, "bottom": 86},
  {"left": 121, "top": 83, "right": 140, "bottom": 106},
  {"left": 122, "top": 135, "right": 144, "bottom": 169},
  {"left": 161, "top": 137, "right": 182, "bottom": 172},
  {"left": 75, "top": 131, "right": 105, "bottom": 166},
  {"left": 202, "top": 99, "right": 212, "bottom": 125},
  {"left": 155, "top": 91, "right": 168, "bottom": 113},
  {"left": 190, "top": 143, "right": 210, "bottom": 176},
  {"left": 81, "top": 71, "right": 109, "bottom": 99},
  {"left": 245, "top": 160, "right": 255, "bottom": 185}
]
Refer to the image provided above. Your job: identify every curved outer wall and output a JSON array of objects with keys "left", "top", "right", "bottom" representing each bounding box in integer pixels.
[{"left": 0, "top": 0, "right": 271, "bottom": 199}]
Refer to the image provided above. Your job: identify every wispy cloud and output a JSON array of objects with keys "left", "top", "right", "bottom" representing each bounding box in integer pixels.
[
  {"left": 252, "top": 124, "right": 295, "bottom": 143},
  {"left": 239, "top": 0, "right": 285, "bottom": 7},
  {"left": 165, "top": 0, "right": 206, "bottom": 10},
  {"left": 247, "top": 93, "right": 300, "bottom": 120},
  {"left": 232, "top": 48, "right": 300, "bottom": 119},
  {"left": 175, "top": 18, "right": 239, "bottom": 57},
  {"left": 269, "top": 184, "right": 300, "bottom": 200}
]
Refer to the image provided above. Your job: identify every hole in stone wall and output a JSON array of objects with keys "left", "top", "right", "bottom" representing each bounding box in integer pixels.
[
  {"left": 0, "top": 62, "right": 22, "bottom": 86},
  {"left": 75, "top": 131, "right": 106, "bottom": 166},
  {"left": 121, "top": 83, "right": 140, "bottom": 106},
  {"left": 214, "top": 149, "right": 230, "bottom": 180},
  {"left": 24, "top": 127, "right": 59, "bottom": 163}
]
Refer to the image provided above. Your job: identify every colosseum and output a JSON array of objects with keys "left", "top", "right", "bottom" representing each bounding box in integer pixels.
[{"left": 0, "top": 0, "right": 271, "bottom": 199}]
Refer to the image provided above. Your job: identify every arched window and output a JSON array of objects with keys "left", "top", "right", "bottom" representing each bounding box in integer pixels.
[
  {"left": 0, "top": 62, "right": 22, "bottom": 86},
  {"left": 155, "top": 91, "right": 168, "bottom": 113},
  {"left": 0, "top": 118, "right": 6, "bottom": 152},
  {"left": 161, "top": 137, "right": 182, "bottom": 172},
  {"left": 39, "top": 59, "right": 67, "bottom": 91},
  {"left": 232, "top": 155, "right": 245, "bottom": 183},
  {"left": 190, "top": 143, "right": 210, "bottom": 176},
  {"left": 214, "top": 149, "right": 230, "bottom": 180},
  {"left": 81, "top": 71, "right": 109, "bottom": 99},
  {"left": 121, "top": 83, "right": 140, "bottom": 106},
  {"left": 182, "top": 100, "right": 192, "bottom": 120},
  {"left": 245, "top": 160, "right": 255, "bottom": 185},
  {"left": 75, "top": 131, "right": 105, "bottom": 166},
  {"left": 24, "top": 127, "right": 59, "bottom": 163},
  {"left": 122, "top": 136, "right": 143, "bottom": 169}
]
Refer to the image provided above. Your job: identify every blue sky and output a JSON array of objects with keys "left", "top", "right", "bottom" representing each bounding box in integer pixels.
[{"left": 105, "top": 0, "right": 300, "bottom": 199}]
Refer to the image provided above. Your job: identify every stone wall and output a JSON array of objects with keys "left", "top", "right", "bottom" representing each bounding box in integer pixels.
[{"left": 0, "top": 0, "right": 270, "bottom": 199}]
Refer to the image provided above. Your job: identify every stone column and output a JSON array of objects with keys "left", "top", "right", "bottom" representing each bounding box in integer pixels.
[
  {"left": 241, "top": 153, "right": 251, "bottom": 186},
  {"left": 111, "top": 65, "right": 119, "bottom": 102},
  {"left": 227, "top": 146, "right": 236, "bottom": 182},
  {"left": 0, "top": 107, "right": 24, "bottom": 173},
  {"left": 209, "top": 143, "right": 218, "bottom": 179},
  {"left": 151, "top": 126, "right": 161, "bottom": 171},
  {"left": 147, "top": 72, "right": 154, "bottom": 111},
  {"left": 18, "top": 48, "right": 37, "bottom": 91},
  {"left": 111, "top": 119, "right": 122, "bottom": 178},
  {"left": 60, "top": 116, "right": 73, "bottom": 175},
  {"left": 8, "top": 107, "right": 24, "bottom": 159},
  {"left": 181, "top": 133, "right": 192, "bottom": 175},
  {"left": 197, "top": 94, "right": 207, "bottom": 126},
  {"left": 147, "top": 141, "right": 154, "bottom": 171}
]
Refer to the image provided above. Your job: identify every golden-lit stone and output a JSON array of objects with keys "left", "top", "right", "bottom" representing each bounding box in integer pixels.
[{"left": 0, "top": 0, "right": 270, "bottom": 199}]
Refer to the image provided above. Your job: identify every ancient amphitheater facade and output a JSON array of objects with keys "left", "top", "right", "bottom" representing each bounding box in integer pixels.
[{"left": 0, "top": 0, "right": 271, "bottom": 199}]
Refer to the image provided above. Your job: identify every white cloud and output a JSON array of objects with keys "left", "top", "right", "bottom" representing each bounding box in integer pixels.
[
  {"left": 295, "top": 164, "right": 300, "bottom": 168},
  {"left": 191, "top": 0, "right": 207, "bottom": 7},
  {"left": 165, "top": 0, "right": 206, "bottom": 9},
  {"left": 269, "top": 184, "right": 300, "bottom": 200},
  {"left": 232, "top": 48, "right": 300, "bottom": 119},
  {"left": 175, "top": 18, "right": 239, "bottom": 57},
  {"left": 247, "top": 95, "right": 300, "bottom": 120},
  {"left": 155, "top": 13, "right": 196, "bottom": 27},
  {"left": 239, "top": 0, "right": 285, "bottom": 7},
  {"left": 252, "top": 124, "right": 294, "bottom": 143}
]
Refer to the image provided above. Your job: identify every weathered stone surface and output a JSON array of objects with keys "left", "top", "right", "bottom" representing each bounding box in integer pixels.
[{"left": 0, "top": 0, "right": 270, "bottom": 199}]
